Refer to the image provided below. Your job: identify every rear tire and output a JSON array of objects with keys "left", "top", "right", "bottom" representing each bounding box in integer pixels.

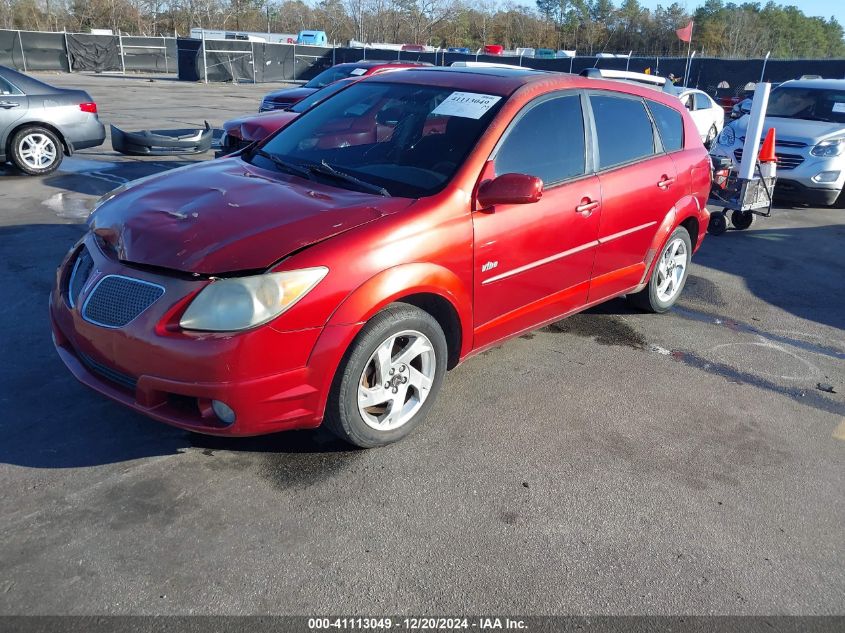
[
  {"left": 324, "top": 303, "right": 448, "bottom": 448},
  {"left": 10, "top": 126, "right": 63, "bottom": 176},
  {"left": 627, "top": 227, "right": 692, "bottom": 314}
]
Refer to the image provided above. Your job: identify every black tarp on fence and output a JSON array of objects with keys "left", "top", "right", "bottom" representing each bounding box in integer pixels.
[
  {"left": 122, "top": 36, "right": 175, "bottom": 73},
  {"left": 66, "top": 33, "right": 121, "bottom": 72}
]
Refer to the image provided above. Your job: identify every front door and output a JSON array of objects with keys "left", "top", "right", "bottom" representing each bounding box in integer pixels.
[{"left": 473, "top": 92, "right": 601, "bottom": 348}]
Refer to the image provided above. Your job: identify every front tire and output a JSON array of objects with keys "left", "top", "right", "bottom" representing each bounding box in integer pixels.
[
  {"left": 731, "top": 209, "right": 754, "bottom": 230},
  {"left": 324, "top": 303, "right": 448, "bottom": 448},
  {"left": 11, "top": 126, "right": 63, "bottom": 176},
  {"left": 627, "top": 227, "right": 692, "bottom": 313}
]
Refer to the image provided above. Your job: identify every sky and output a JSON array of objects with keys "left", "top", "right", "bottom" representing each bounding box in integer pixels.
[{"left": 636, "top": 1, "right": 845, "bottom": 25}]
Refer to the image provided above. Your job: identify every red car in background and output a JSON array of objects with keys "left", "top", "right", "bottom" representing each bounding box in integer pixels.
[
  {"left": 51, "top": 67, "right": 710, "bottom": 448},
  {"left": 219, "top": 78, "right": 358, "bottom": 156},
  {"left": 259, "top": 60, "right": 431, "bottom": 112}
]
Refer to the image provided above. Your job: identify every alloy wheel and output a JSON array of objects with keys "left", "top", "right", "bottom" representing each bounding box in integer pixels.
[
  {"left": 19, "top": 133, "right": 58, "bottom": 170},
  {"left": 357, "top": 330, "right": 436, "bottom": 431},
  {"left": 655, "top": 238, "right": 688, "bottom": 303}
]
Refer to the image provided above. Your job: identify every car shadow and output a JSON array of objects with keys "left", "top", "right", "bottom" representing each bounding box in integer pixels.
[{"left": 0, "top": 222, "right": 346, "bottom": 470}]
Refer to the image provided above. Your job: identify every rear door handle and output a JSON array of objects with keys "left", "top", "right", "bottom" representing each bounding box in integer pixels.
[
  {"left": 0, "top": 101, "right": 20, "bottom": 109},
  {"left": 657, "top": 175, "right": 676, "bottom": 189},
  {"left": 575, "top": 198, "right": 600, "bottom": 216}
]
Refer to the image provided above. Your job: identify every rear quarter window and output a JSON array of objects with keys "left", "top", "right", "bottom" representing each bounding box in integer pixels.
[
  {"left": 647, "top": 100, "right": 684, "bottom": 152},
  {"left": 590, "top": 95, "right": 656, "bottom": 169}
]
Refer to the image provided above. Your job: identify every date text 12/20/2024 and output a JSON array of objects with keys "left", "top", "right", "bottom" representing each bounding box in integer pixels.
[{"left": 308, "top": 618, "right": 528, "bottom": 630}]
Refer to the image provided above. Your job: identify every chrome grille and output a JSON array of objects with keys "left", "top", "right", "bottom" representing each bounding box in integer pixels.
[
  {"left": 739, "top": 135, "right": 807, "bottom": 148},
  {"left": 82, "top": 275, "right": 164, "bottom": 328},
  {"left": 734, "top": 149, "right": 804, "bottom": 170},
  {"left": 67, "top": 247, "right": 94, "bottom": 308},
  {"left": 79, "top": 352, "right": 137, "bottom": 391}
]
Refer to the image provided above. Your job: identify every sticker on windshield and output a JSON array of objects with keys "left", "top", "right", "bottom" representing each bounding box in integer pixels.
[
  {"left": 832, "top": 102, "right": 845, "bottom": 113},
  {"left": 350, "top": 68, "right": 367, "bottom": 76},
  {"left": 432, "top": 92, "right": 502, "bottom": 119}
]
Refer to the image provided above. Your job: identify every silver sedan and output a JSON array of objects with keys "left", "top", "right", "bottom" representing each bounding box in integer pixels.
[{"left": 0, "top": 65, "right": 106, "bottom": 175}]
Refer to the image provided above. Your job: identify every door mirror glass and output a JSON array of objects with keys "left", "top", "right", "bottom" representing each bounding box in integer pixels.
[{"left": 477, "top": 173, "right": 543, "bottom": 208}]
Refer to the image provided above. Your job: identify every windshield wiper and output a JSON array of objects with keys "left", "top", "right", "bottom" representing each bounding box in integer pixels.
[
  {"left": 253, "top": 149, "right": 313, "bottom": 180},
  {"left": 305, "top": 160, "right": 391, "bottom": 197}
]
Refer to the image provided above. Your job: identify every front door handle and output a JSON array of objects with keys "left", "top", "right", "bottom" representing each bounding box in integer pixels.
[
  {"left": 575, "top": 198, "right": 600, "bottom": 216},
  {"left": 0, "top": 101, "right": 20, "bottom": 109},
  {"left": 657, "top": 175, "right": 676, "bottom": 189}
]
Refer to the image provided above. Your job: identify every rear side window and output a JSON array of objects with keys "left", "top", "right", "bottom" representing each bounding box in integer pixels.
[
  {"left": 647, "top": 100, "right": 684, "bottom": 152},
  {"left": 0, "top": 77, "right": 20, "bottom": 96},
  {"left": 590, "top": 95, "right": 656, "bottom": 169},
  {"left": 495, "top": 94, "right": 586, "bottom": 185},
  {"left": 693, "top": 92, "right": 713, "bottom": 110}
]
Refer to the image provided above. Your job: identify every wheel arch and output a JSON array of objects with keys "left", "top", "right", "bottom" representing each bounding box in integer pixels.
[
  {"left": 326, "top": 262, "right": 473, "bottom": 366},
  {"left": 636, "top": 195, "right": 702, "bottom": 290},
  {"left": 5, "top": 120, "right": 72, "bottom": 158}
]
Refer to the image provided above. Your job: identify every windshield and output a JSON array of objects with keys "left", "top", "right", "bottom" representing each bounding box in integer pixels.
[
  {"left": 249, "top": 81, "right": 506, "bottom": 198},
  {"left": 289, "top": 79, "right": 353, "bottom": 113},
  {"left": 767, "top": 87, "right": 845, "bottom": 123},
  {"left": 304, "top": 65, "right": 367, "bottom": 89}
]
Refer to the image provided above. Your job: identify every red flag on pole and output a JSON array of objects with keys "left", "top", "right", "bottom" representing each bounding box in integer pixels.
[{"left": 676, "top": 21, "right": 694, "bottom": 43}]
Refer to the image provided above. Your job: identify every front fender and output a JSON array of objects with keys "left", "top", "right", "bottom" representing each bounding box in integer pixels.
[{"left": 326, "top": 262, "right": 474, "bottom": 358}]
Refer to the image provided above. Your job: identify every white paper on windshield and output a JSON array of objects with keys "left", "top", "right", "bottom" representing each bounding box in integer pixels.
[
  {"left": 350, "top": 68, "right": 367, "bottom": 76},
  {"left": 432, "top": 92, "right": 502, "bottom": 119},
  {"left": 832, "top": 102, "right": 845, "bottom": 113}
]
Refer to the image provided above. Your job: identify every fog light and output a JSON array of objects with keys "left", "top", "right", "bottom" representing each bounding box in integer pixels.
[
  {"left": 812, "top": 170, "right": 841, "bottom": 183},
  {"left": 211, "top": 400, "right": 236, "bottom": 425}
]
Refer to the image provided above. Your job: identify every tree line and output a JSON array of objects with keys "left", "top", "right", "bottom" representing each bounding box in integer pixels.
[{"left": 1, "top": 0, "right": 843, "bottom": 58}]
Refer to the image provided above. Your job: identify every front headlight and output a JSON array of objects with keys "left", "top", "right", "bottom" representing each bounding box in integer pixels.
[
  {"left": 180, "top": 267, "right": 328, "bottom": 332},
  {"left": 811, "top": 138, "right": 845, "bottom": 157},
  {"left": 717, "top": 126, "right": 736, "bottom": 146}
]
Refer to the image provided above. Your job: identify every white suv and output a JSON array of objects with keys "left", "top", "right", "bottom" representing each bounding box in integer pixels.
[{"left": 710, "top": 78, "right": 845, "bottom": 207}]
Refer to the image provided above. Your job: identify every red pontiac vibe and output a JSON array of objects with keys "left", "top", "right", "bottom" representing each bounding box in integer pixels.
[{"left": 51, "top": 67, "right": 711, "bottom": 447}]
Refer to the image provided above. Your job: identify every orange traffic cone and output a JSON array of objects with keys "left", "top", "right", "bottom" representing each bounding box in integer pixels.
[
  {"left": 759, "top": 128, "right": 777, "bottom": 162},
  {"left": 758, "top": 128, "right": 777, "bottom": 178}
]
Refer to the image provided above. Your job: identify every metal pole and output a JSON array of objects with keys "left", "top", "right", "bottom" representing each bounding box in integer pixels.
[
  {"left": 64, "top": 31, "right": 72, "bottom": 72},
  {"left": 626, "top": 50, "right": 632, "bottom": 71},
  {"left": 682, "top": 22, "right": 694, "bottom": 87},
  {"left": 760, "top": 51, "right": 770, "bottom": 82},
  {"left": 17, "top": 30, "right": 27, "bottom": 72},
  {"left": 570, "top": 55, "right": 574, "bottom": 74},
  {"left": 202, "top": 30, "right": 208, "bottom": 83},
  {"left": 332, "top": 43, "right": 336, "bottom": 66},
  {"left": 251, "top": 41, "right": 256, "bottom": 83},
  {"left": 118, "top": 33, "right": 126, "bottom": 74},
  {"left": 162, "top": 36, "right": 168, "bottom": 73}
]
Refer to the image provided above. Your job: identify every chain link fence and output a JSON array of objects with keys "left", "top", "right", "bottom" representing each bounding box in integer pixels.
[{"left": 2, "top": 29, "right": 844, "bottom": 97}]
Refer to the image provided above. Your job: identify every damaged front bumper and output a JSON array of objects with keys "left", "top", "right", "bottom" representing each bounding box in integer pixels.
[{"left": 111, "top": 122, "right": 213, "bottom": 156}]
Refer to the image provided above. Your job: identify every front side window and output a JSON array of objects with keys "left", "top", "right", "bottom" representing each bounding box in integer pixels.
[
  {"left": 647, "top": 100, "right": 684, "bottom": 152},
  {"left": 254, "top": 82, "right": 505, "bottom": 198},
  {"left": 494, "top": 94, "right": 586, "bottom": 185},
  {"left": 590, "top": 94, "right": 656, "bottom": 170}
]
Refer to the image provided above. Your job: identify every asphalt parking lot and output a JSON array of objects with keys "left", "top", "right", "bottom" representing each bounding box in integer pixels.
[{"left": 0, "top": 73, "right": 843, "bottom": 616}]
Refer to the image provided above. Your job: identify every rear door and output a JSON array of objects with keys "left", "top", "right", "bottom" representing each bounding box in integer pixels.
[
  {"left": 586, "top": 92, "right": 678, "bottom": 302},
  {"left": 473, "top": 92, "right": 602, "bottom": 347},
  {"left": 0, "top": 75, "right": 27, "bottom": 149}
]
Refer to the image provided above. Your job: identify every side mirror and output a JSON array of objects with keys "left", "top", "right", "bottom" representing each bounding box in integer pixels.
[{"left": 477, "top": 173, "right": 543, "bottom": 208}]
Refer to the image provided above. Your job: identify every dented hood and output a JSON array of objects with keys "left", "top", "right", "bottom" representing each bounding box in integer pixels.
[{"left": 88, "top": 158, "right": 412, "bottom": 274}]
